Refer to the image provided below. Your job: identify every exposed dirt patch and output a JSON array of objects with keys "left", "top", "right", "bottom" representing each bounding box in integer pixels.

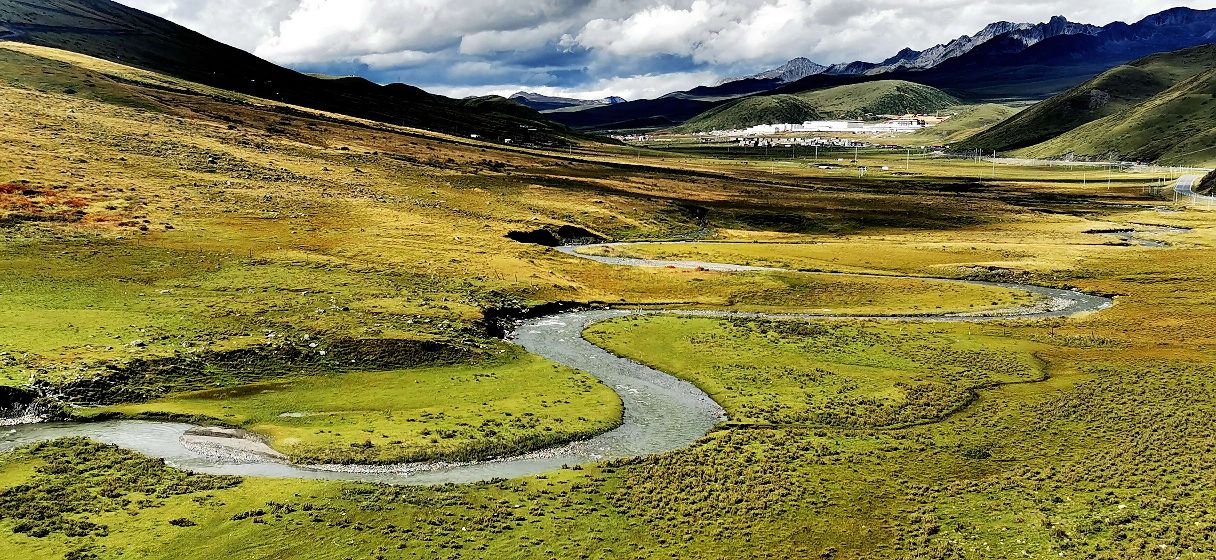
[
  {"left": 506, "top": 224, "right": 605, "bottom": 247},
  {"left": 31, "top": 338, "right": 476, "bottom": 406}
]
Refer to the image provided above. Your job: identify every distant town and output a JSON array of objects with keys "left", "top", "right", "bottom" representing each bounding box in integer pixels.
[
  {"left": 713, "top": 114, "right": 947, "bottom": 137},
  {"left": 611, "top": 114, "right": 950, "bottom": 147}
]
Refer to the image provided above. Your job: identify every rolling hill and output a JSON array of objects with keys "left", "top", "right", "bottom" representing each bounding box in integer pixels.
[
  {"left": 1016, "top": 65, "right": 1216, "bottom": 165},
  {"left": 962, "top": 44, "right": 1216, "bottom": 152},
  {"left": 798, "top": 81, "right": 959, "bottom": 118},
  {"left": 673, "top": 95, "right": 822, "bottom": 133},
  {"left": 674, "top": 81, "right": 958, "bottom": 133},
  {"left": 0, "top": 0, "right": 568, "bottom": 143}
]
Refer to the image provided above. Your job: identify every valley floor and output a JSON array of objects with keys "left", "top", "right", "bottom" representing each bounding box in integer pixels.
[{"left": 1, "top": 41, "right": 1215, "bottom": 559}]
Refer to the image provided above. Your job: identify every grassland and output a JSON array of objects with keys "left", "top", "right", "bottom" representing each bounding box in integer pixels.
[
  {"left": 587, "top": 317, "right": 1047, "bottom": 428},
  {"left": 2, "top": 35, "right": 1216, "bottom": 560},
  {"left": 0, "top": 41, "right": 1069, "bottom": 462},
  {"left": 88, "top": 349, "right": 621, "bottom": 465}
]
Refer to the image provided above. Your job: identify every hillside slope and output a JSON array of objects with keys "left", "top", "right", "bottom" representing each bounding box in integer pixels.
[
  {"left": 1017, "top": 65, "right": 1216, "bottom": 165},
  {"left": 0, "top": 0, "right": 566, "bottom": 142},
  {"left": 899, "top": 104, "right": 1022, "bottom": 146},
  {"left": 963, "top": 44, "right": 1216, "bottom": 151},
  {"left": 1200, "top": 169, "right": 1216, "bottom": 194}
]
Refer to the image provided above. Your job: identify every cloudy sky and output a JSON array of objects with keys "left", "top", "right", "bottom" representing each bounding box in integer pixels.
[{"left": 116, "top": 0, "right": 1216, "bottom": 100}]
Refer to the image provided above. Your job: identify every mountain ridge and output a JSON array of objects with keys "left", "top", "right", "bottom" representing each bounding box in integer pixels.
[
  {"left": 729, "top": 57, "right": 828, "bottom": 84},
  {"left": 509, "top": 91, "right": 627, "bottom": 112},
  {"left": 777, "top": 16, "right": 1102, "bottom": 79}
]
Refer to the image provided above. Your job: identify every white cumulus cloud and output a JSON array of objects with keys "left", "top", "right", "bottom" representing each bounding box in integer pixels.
[{"left": 114, "top": 0, "right": 1216, "bottom": 99}]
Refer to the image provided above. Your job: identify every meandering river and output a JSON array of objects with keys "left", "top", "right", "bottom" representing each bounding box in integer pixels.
[{"left": 0, "top": 242, "right": 1113, "bottom": 484}]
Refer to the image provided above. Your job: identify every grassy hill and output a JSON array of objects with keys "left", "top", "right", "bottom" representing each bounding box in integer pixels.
[
  {"left": 798, "top": 80, "right": 959, "bottom": 119},
  {"left": 963, "top": 44, "right": 1216, "bottom": 152},
  {"left": 1017, "top": 65, "right": 1216, "bottom": 165},
  {"left": 674, "top": 95, "right": 822, "bottom": 133},
  {"left": 0, "top": 0, "right": 567, "bottom": 143},
  {"left": 673, "top": 81, "right": 957, "bottom": 133}
]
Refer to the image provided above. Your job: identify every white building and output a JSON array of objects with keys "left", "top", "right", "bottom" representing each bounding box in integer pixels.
[{"left": 710, "top": 117, "right": 928, "bottom": 137}]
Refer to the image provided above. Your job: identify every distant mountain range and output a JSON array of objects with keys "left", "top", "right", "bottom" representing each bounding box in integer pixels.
[
  {"left": 826, "top": 16, "right": 1103, "bottom": 77},
  {"left": 729, "top": 57, "right": 827, "bottom": 84},
  {"left": 548, "top": 7, "right": 1216, "bottom": 131},
  {"left": 727, "top": 16, "right": 1102, "bottom": 86},
  {"left": 508, "top": 92, "right": 627, "bottom": 112}
]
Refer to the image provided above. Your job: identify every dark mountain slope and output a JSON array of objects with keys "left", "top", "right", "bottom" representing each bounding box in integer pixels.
[
  {"left": 1013, "top": 7, "right": 1216, "bottom": 67},
  {"left": 1200, "top": 169, "right": 1216, "bottom": 194},
  {"left": 553, "top": 73, "right": 872, "bottom": 131},
  {"left": 911, "top": 7, "right": 1216, "bottom": 97},
  {"left": 0, "top": 0, "right": 567, "bottom": 142},
  {"left": 822, "top": 16, "right": 1100, "bottom": 77},
  {"left": 543, "top": 95, "right": 730, "bottom": 130}
]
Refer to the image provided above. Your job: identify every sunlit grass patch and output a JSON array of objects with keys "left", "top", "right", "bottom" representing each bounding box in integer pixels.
[
  {"left": 88, "top": 348, "right": 622, "bottom": 464},
  {"left": 587, "top": 316, "right": 1047, "bottom": 427}
]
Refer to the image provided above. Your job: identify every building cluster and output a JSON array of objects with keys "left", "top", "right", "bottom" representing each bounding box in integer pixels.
[
  {"left": 610, "top": 133, "right": 652, "bottom": 142},
  {"left": 735, "top": 137, "right": 866, "bottom": 148},
  {"left": 710, "top": 115, "right": 931, "bottom": 137}
]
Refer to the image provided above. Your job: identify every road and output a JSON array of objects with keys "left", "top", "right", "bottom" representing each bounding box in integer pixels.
[{"left": 1175, "top": 174, "right": 1216, "bottom": 203}]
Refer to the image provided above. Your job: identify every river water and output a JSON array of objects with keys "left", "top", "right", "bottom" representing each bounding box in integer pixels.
[{"left": 0, "top": 243, "right": 1113, "bottom": 484}]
